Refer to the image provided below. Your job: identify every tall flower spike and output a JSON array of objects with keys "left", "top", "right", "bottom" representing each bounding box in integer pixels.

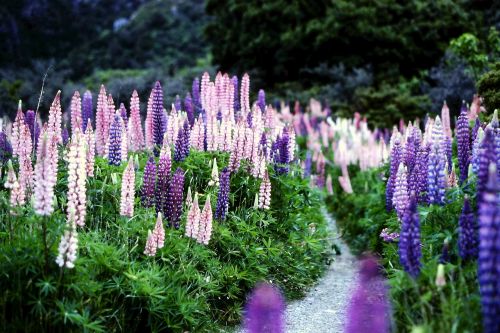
[
  {"left": 119, "top": 103, "right": 128, "bottom": 126},
  {"left": 0, "top": 131, "right": 13, "bottom": 165},
  {"left": 144, "top": 229, "right": 157, "bottom": 257},
  {"left": 153, "top": 212, "right": 165, "bottom": 249},
  {"left": 145, "top": 90, "right": 154, "bottom": 149},
  {"left": 55, "top": 212, "right": 78, "bottom": 269},
  {"left": 197, "top": 195, "right": 213, "bottom": 245},
  {"left": 33, "top": 130, "right": 58, "bottom": 215},
  {"left": 345, "top": 256, "right": 390, "bottom": 333},
  {"left": 70, "top": 91, "right": 82, "bottom": 133},
  {"left": 95, "top": 85, "right": 108, "bottom": 155},
  {"left": 128, "top": 90, "right": 144, "bottom": 152},
  {"left": 82, "top": 90, "right": 93, "bottom": 132},
  {"left": 458, "top": 196, "right": 478, "bottom": 260},
  {"left": 478, "top": 163, "right": 500, "bottom": 333},
  {"left": 477, "top": 129, "right": 496, "bottom": 205},
  {"left": 25, "top": 110, "right": 40, "bottom": 150},
  {"left": 456, "top": 105, "right": 471, "bottom": 183},
  {"left": 257, "top": 89, "right": 266, "bottom": 113},
  {"left": 166, "top": 167, "right": 184, "bottom": 228},
  {"left": 398, "top": 196, "right": 422, "bottom": 278},
  {"left": 441, "top": 101, "right": 452, "bottom": 138},
  {"left": 244, "top": 283, "right": 285, "bottom": 333},
  {"left": 152, "top": 81, "right": 166, "bottom": 153},
  {"left": 120, "top": 157, "right": 136, "bottom": 217},
  {"left": 185, "top": 93, "right": 195, "bottom": 127},
  {"left": 141, "top": 157, "right": 156, "bottom": 207},
  {"left": 215, "top": 167, "right": 231, "bottom": 221},
  {"left": 427, "top": 142, "right": 446, "bottom": 205},
  {"left": 393, "top": 163, "right": 409, "bottom": 220},
  {"left": 386, "top": 136, "right": 402, "bottom": 210},
  {"left": 108, "top": 115, "right": 123, "bottom": 166},
  {"left": 84, "top": 120, "right": 95, "bottom": 177},
  {"left": 155, "top": 149, "right": 171, "bottom": 216},
  {"left": 66, "top": 129, "right": 88, "bottom": 227},
  {"left": 258, "top": 170, "right": 271, "bottom": 209},
  {"left": 185, "top": 192, "right": 201, "bottom": 239},
  {"left": 47, "top": 91, "right": 62, "bottom": 144},
  {"left": 208, "top": 158, "right": 219, "bottom": 186}
]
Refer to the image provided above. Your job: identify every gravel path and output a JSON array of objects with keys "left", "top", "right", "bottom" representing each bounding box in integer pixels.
[{"left": 233, "top": 208, "right": 359, "bottom": 333}]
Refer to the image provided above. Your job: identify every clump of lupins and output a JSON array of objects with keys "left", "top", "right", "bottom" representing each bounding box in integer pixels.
[
  {"left": 477, "top": 164, "right": 500, "bottom": 333},
  {"left": 244, "top": 283, "right": 285, "bottom": 333},
  {"left": 345, "top": 256, "right": 390, "bottom": 333},
  {"left": 398, "top": 196, "right": 422, "bottom": 278}
]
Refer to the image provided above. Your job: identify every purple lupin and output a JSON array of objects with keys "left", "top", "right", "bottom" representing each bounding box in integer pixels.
[
  {"left": 119, "top": 103, "right": 128, "bottom": 127},
  {"left": 155, "top": 152, "right": 171, "bottom": 215},
  {"left": 477, "top": 128, "right": 496, "bottom": 205},
  {"left": 82, "top": 90, "right": 93, "bottom": 132},
  {"left": 185, "top": 93, "right": 195, "bottom": 127},
  {"left": 141, "top": 157, "right": 156, "bottom": 207},
  {"left": 427, "top": 142, "right": 446, "bottom": 205},
  {"left": 152, "top": 81, "right": 166, "bottom": 153},
  {"left": 345, "top": 256, "right": 390, "bottom": 333},
  {"left": 244, "top": 283, "right": 285, "bottom": 333},
  {"left": 257, "top": 89, "right": 266, "bottom": 113},
  {"left": 458, "top": 196, "right": 478, "bottom": 260},
  {"left": 0, "top": 131, "right": 12, "bottom": 164},
  {"left": 108, "top": 115, "right": 122, "bottom": 166},
  {"left": 215, "top": 167, "right": 231, "bottom": 221},
  {"left": 232, "top": 76, "right": 240, "bottom": 118},
  {"left": 456, "top": 105, "right": 471, "bottom": 183},
  {"left": 166, "top": 167, "right": 184, "bottom": 228},
  {"left": 192, "top": 77, "right": 201, "bottom": 117},
  {"left": 386, "top": 137, "right": 402, "bottom": 211},
  {"left": 478, "top": 164, "right": 500, "bottom": 333},
  {"left": 24, "top": 110, "right": 40, "bottom": 150},
  {"left": 398, "top": 195, "right": 422, "bottom": 277},
  {"left": 174, "top": 94, "right": 182, "bottom": 112}
]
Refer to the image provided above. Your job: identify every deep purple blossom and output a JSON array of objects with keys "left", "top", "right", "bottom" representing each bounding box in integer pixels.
[
  {"left": 345, "top": 256, "right": 390, "bottom": 333},
  {"left": 232, "top": 76, "right": 240, "bottom": 117},
  {"left": 0, "top": 131, "right": 12, "bottom": 164},
  {"left": 108, "top": 115, "right": 122, "bottom": 166},
  {"left": 155, "top": 153, "right": 171, "bottom": 216},
  {"left": 166, "top": 167, "right": 184, "bottom": 228},
  {"left": 478, "top": 164, "right": 500, "bottom": 333},
  {"left": 62, "top": 126, "right": 69, "bottom": 146},
  {"left": 141, "top": 157, "right": 156, "bottom": 207},
  {"left": 458, "top": 196, "right": 478, "bottom": 260},
  {"left": 274, "top": 129, "right": 290, "bottom": 174},
  {"left": 119, "top": 103, "right": 128, "bottom": 126},
  {"left": 185, "top": 93, "right": 194, "bottom": 127},
  {"left": 82, "top": 90, "right": 93, "bottom": 132},
  {"left": 444, "top": 136, "right": 452, "bottom": 173},
  {"left": 174, "top": 94, "right": 182, "bottom": 112},
  {"left": 174, "top": 121, "right": 190, "bottom": 162},
  {"left": 399, "top": 196, "right": 422, "bottom": 277},
  {"left": 257, "top": 89, "right": 266, "bottom": 113},
  {"left": 152, "top": 81, "right": 166, "bottom": 152},
  {"left": 456, "top": 106, "right": 471, "bottom": 183},
  {"left": 244, "top": 283, "right": 285, "bottom": 333},
  {"left": 24, "top": 110, "right": 40, "bottom": 150},
  {"left": 427, "top": 142, "right": 446, "bottom": 205},
  {"left": 215, "top": 167, "right": 231, "bottom": 221},
  {"left": 386, "top": 138, "right": 402, "bottom": 211}
]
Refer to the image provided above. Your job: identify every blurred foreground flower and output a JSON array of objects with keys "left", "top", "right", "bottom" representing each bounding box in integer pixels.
[{"left": 244, "top": 282, "right": 285, "bottom": 333}]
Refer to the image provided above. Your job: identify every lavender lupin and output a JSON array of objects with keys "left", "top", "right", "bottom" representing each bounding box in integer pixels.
[
  {"left": 477, "top": 129, "right": 496, "bottom": 205},
  {"left": 25, "top": 110, "right": 40, "bottom": 150},
  {"left": 232, "top": 76, "right": 240, "bottom": 116},
  {"left": 215, "top": 167, "right": 231, "bottom": 221},
  {"left": 303, "top": 151, "right": 312, "bottom": 178},
  {"left": 82, "top": 91, "right": 93, "bottom": 132},
  {"left": 174, "top": 95, "right": 182, "bottom": 112},
  {"left": 0, "top": 131, "right": 12, "bottom": 164},
  {"left": 192, "top": 77, "right": 201, "bottom": 116},
  {"left": 345, "top": 256, "right": 390, "bottom": 333},
  {"left": 456, "top": 106, "right": 471, "bottom": 184},
  {"left": 119, "top": 103, "right": 128, "bottom": 126},
  {"left": 108, "top": 115, "right": 122, "bottom": 166},
  {"left": 62, "top": 127, "right": 69, "bottom": 146},
  {"left": 141, "top": 157, "right": 156, "bottom": 207},
  {"left": 398, "top": 196, "right": 422, "bottom": 278},
  {"left": 386, "top": 137, "right": 402, "bottom": 211},
  {"left": 244, "top": 283, "right": 285, "bottom": 333},
  {"left": 478, "top": 164, "right": 500, "bottom": 333},
  {"left": 444, "top": 136, "right": 452, "bottom": 173},
  {"left": 185, "top": 93, "right": 195, "bottom": 127},
  {"left": 427, "top": 142, "right": 446, "bottom": 205},
  {"left": 257, "top": 89, "right": 266, "bottom": 113},
  {"left": 458, "top": 196, "right": 478, "bottom": 260},
  {"left": 166, "top": 167, "right": 184, "bottom": 228}
]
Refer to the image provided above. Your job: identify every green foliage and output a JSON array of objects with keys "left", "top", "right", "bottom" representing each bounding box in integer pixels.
[
  {"left": 0, "top": 150, "right": 330, "bottom": 331},
  {"left": 478, "top": 62, "right": 500, "bottom": 112}
]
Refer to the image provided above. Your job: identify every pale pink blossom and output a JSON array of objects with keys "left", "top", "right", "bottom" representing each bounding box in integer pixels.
[
  {"left": 144, "top": 230, "right": 157, "bottom": 256},
  {"left": 185, "top": 193, "right": 201, "bottom": 239},
  {"left": 70, "top": 91, "right": 82, "bottom": 133},
  {"left": 95, "top": 85, "right": 109, "bottom": 155},
  {"left": 258, "top": 171, "right": 271, "bottom": 210},
  {"left": 55, "top": 213, "right": 78, "bottom": 269},
  {"left": 33, "top": 130, "right": 58, "bottom": 215},
  {"left": 84, "top": 120, "right": 95, "bottom": 177},
  {"left": 128, "top": 90, "right": 144, "bottom": 151},
  {"left": 47, "top": 91, "right": 63, "bottom": 144},
  {"left": 197, "top": 195, "right": 213, "bottom": 245},
  {"left": 119, "top": 157, "right": 136, "bottom": 217},
  {"left": 66, "top": 129, "right": 88, "bottom": 227}
]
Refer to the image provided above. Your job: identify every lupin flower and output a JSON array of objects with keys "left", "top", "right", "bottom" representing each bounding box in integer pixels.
[
  {"left": 70, "top": 91, "right": 83, "bottom": 133},
  {"left": 386, "top": 137, "right": 402, "bottom": 211},
  {"left": 477, "top": 128, "right": 496, "bottom": 205},
  {"left": 303, "top": 151, "right": 312, "bottom": 178},
  {"left": 456, "top": 105, "right": 471, "bottom": 183},
  {"left": 84, "top": 120, "right": 95, "bottom": 177},
  {"left": 141, "top": 157, "right": 156, "bottom": 207},
  {"left": 47, "top": 91, "right": 63, "bottom": 144},
  {"left": 232, "top": 76, "right": 240, "bottom": 116},
  {"left": 257, "top": 89, "right": 266, "bottom": 113},
  {"left": 244, "top": 283, "right": 285, "bottom": 333},
  {"left": 215, "top": 167, "right": 231, "bottom": 220},
  {"left": 458, "top": 195, "right": 478, "bottom": 260},
  {"left": 393, "top": 163, "right": 409, "bottom": 220},
  {"left": 24, "top": 110, "right": 40, "bottom": 150},
  {"left": 33, "top": 131, "right": 58, "bottom": 215},
  {"left": 95, "top": 85, "right": 109, "bottom": 155},
  {"left": 144, "top": 230, "right": 157, "bottom": 256},
  {"left": 444, "top": 136, "right": 452, "bottom": 173},
  {"left": 472, "top": 117, "right": 481, "bottom": 146},
  {"left": 197, "top": 195, "right": 213, "bottom": 245},
  {"left": 241, "top": 73, "right": 250, "bottom": 115},
  {"left": 62, "top": 126, "right": 69, "bottom": 146},
  {"left": 66, "top": 130, "right": 88, "bottom": 227},
  {"left": 258, "top": 170, "right": 271, "bottom": 209},
  {"left": 55, "top": 212, "right": 78, "bottom": 269},
  {"left": 128, "top": 90, "right": 144, "bottom": 152},
  {"left": 166, "top": 167, "right": 184, "bottom": 228},
  {"left": 478, "top": 163, "right": 500, "bottom": 333},
  {"left": 152, "top": 81, "right": 166, "bottom": 152},
  {"left": 11, "top": 101, "right": 25, "bottom": 157},
  {"left": 145, "top": 90, "right": 154, "bottom": 149},
  {"left": 185, "top": 186, "right": 193, "bottom": 209},
  {"left": 441, "top": 101, "right": 452, "bottom": 138},
  {"left": 398, "top": 196, "right": 422, "bottom": 277},
  {"left": 174, "top": 121, "right": 190, "bottom": 162},
  {"left": 82, "top": 90, "right": 93, "bottom": 132},
  {"left": 120, "top": 157, "right": 136, "bottom": 217},
  {"left": 380, "top": 228, "right": 399, "bottom": 242},
  {"left": 5, "top": 160, "right": 24, "bottom": 208},
  {"left": 427, "top": 142, "right": 446, "bottom": 205},
  {"left": 345, "top": 256, "right": 390, "bottom": 333},
  {"left": 0, "top": 131, "right": 12, "bottom": 165},
  {"left": 155, "top": 149, "right": 171, "bottom": 215},
  {"left": 472, "top": 127, "right": 485, "bottom": 174},
  {"left": 208, "top": 158, "right": 219, "bottom": 186},
  {"left": 174, "top": 94, "right": 182, "bottom": 112},
  {"left": 108, "top": 115, "right": 123, "bottom": 166},
  {"left": 192, "top": 77, "right": 201, "bottom": 115},
  {"left": 185, "top": 93, "right": 195, "bottom": 127},
  {"left": 185, "top": 192, "right": 201, "bottom": 239}
]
